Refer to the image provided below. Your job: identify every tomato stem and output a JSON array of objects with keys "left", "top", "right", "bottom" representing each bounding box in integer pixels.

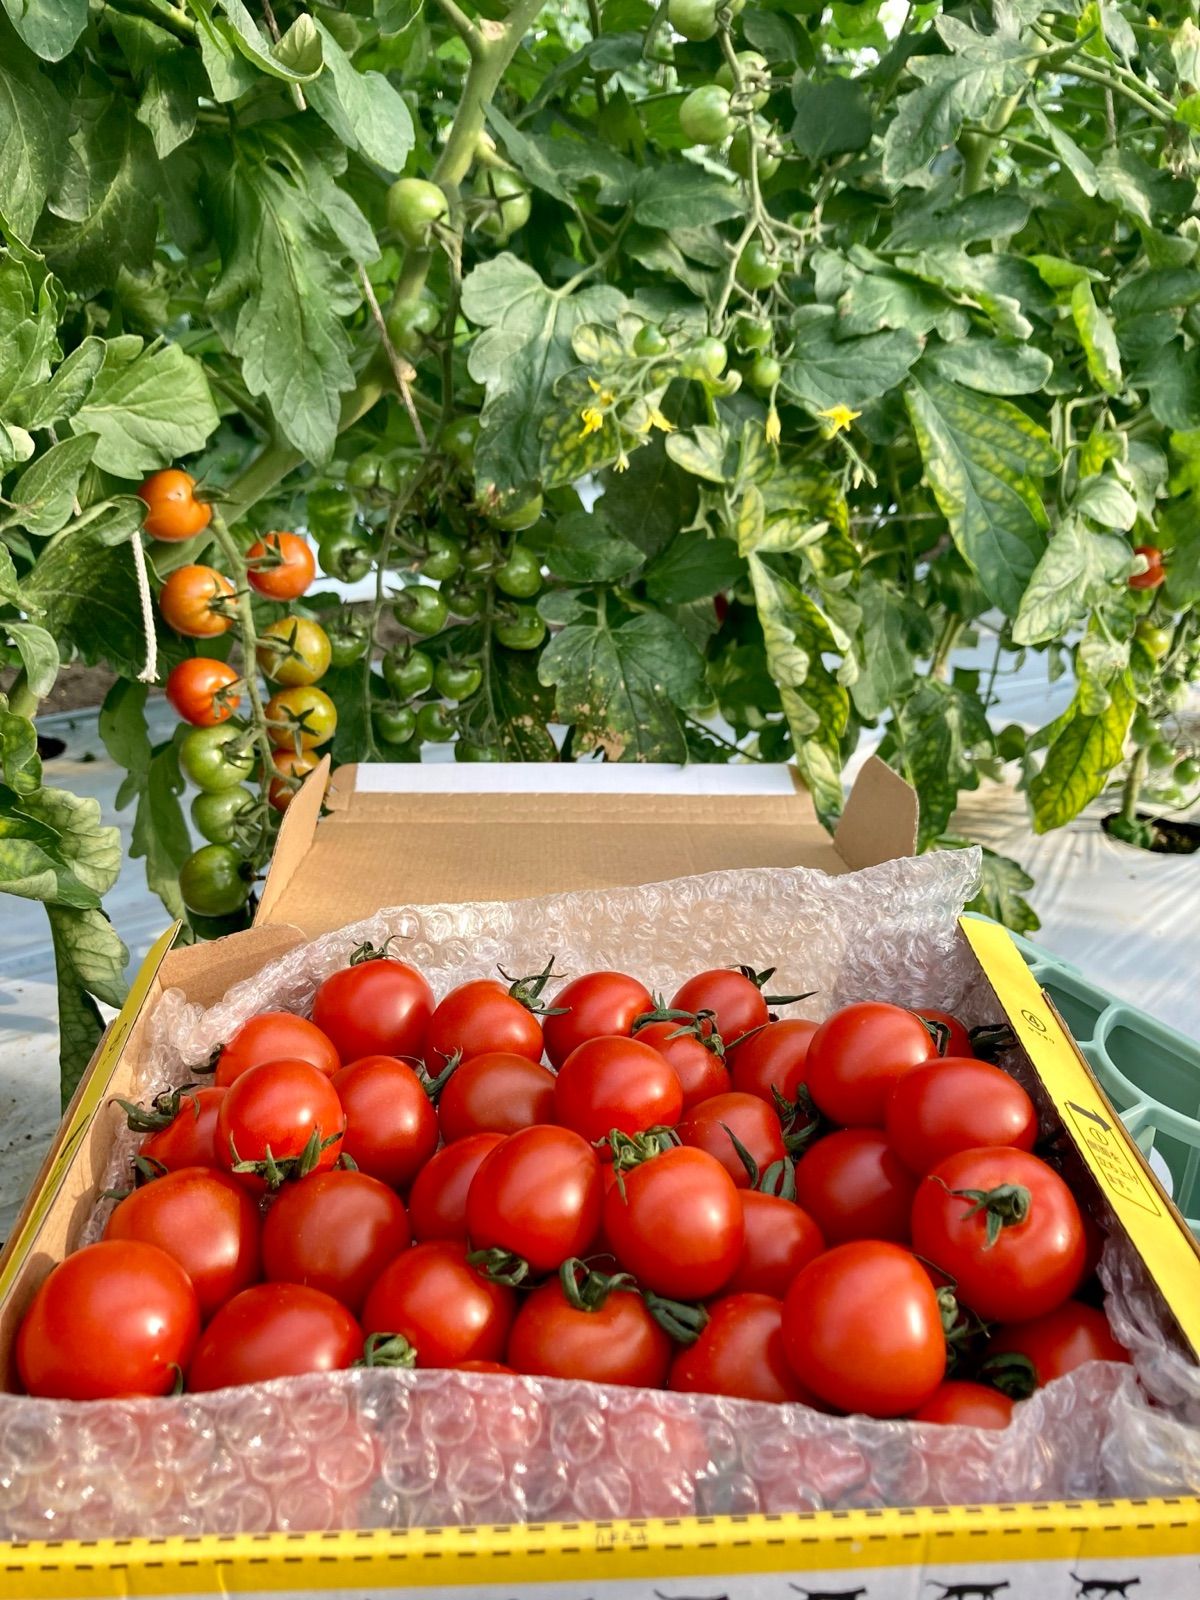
[
  {"left": 946, "top": 1181, "right": 1033, "bottom": 1248},
  {"left": 466, "top": 1246, "right": 531, "bottom": 1286},
  {"left": 358, "top": 1332, "right": 418, "bottom": 1369},
  {"left": 642, "top": 1291, "right": 708, "bottom": 1345}
]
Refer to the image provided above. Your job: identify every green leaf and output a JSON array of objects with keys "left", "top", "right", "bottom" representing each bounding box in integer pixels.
[
  {"left": 598, "top": 441, "right": 698, "bottom": 560},
  {"left": 851, "top": 577, "right": 924, "bottom": 721},
  {"left": 5, "top": 621, "right": 58, "bottom": 696},
  {"left": 10, "top": 337, "right": 105, "bottom": 430},
  {"left": 308, "top": 20, "right": 413, "bottom": 172},
  {"left": 927, "top": 340, "right": 1052, "bottom": 396},
  {"left": 644, "top": 532, "right": 742, "bottom": 606},
  {"left": 47, "top": 904, "right": 128, "bottom": 1107},
  {"left": 628, "top": 165, "right": 744, "bottom": 231},
  {"left": 486, "top": 105, "right": 572, "bottom": 203},
  {"left": 188, "top": 0, "right": 323, "bottom": 89},
  {"left": 99, "top": 680, "right": 192, "bottom": 921},
  {"left": 68, "top": 338, "right": 219, "bottom": 477},
  {"left": 905, "top": 370, "right": 1057, "bottom": 616},
  {"left": 963, "top": 844, "right": 1041, "bottom": 934},
  {"left": 1138, "top": 340, "right": 1200, "bottom": 431},
  {"left": 0, "top": 19, "right": 67, "bottom": 243},
  {"left": 1029, "top": 103, "right": 1097, "bottom": 198},
  {"left": 782, "top": 307, "right": 921, "bottom": 414},
  {"left": 528, "top": 509, "right": 644, "bottom": 583},
  {"left": 0, "top": 763, "right": 120, "bottom": 907},
  {"left": 884, "top": 190, "right": 1031, "bottom": 252},
  {"left": 0, "top": 542, "right": 20, "bottom": 606},
  {"left": 6, "top": 435, "right": 96, "bottom": 537},
  {"left": 897, "top": 248, "right": 1045, "bottom": 341},
  {"left": 888, "top": 676, "right": 991, "bottom": 848},
  {"left": 1029, "top": 672, "right": 1134, "bottom": 833},
  {"left": 1011, "top": 517, "right": 1130, "bottom": 646},
  {"left": 817, "top": 250, "right": 966, "bottom": 342},
  {"left": 0, "top": 253, "right": 56, "bottom": 409},
  {"left": 665, "top": 426, "right": 732, "bottom": 485},
  {"left": 1, "top": 0, "right": 86, "bottom": 61},
  {"left": 1070, "top": 281, "right": 1123, "bottom": 396},
  {"left": 486, "top": 644, "right": 557, "bottom": 763},
  {"left": 138, "top": 47, "right": 208, "bottom": 160},
  {"left": 537, "top": 603, "right": 703, "bottom": 762},
  {"left": 1073, "top": 474, "right": 1138, "bottom": 531},
  {"left": 790, "top": 78, "right": 872, "bottom": 162},
  {"left": 1173, "top": 18, "right": 1200, "bottom": 84},
  {"left": 1112, "top": 270, "right": 1200, "bottom": 318},
  {"left": 1095, "top": 150, "right": 1155, "bottom": 226},
  {"left": 0, "top": 704, "right": 41, "bottom": 792}
]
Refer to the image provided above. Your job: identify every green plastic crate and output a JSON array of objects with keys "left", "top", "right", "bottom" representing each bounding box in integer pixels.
[{"left": 980, "top": 919, "right": 1200, "bottom": 1234}]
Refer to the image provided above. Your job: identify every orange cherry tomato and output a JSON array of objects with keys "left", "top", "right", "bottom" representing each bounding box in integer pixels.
[
  {"left": 247, "top": 532, "right": 317, "bottom": 600},
  {"left": 166, "top": 658, "right": 241, "bottom": 726},
  {"left": 159, "top": 565, "right": 236, "bottom": 639},
  {"left": 138, "top": 469, "right": 212, "bottom": 541},
  {"left": 268, "top": 747, "right": 318, "bottom": 812}
]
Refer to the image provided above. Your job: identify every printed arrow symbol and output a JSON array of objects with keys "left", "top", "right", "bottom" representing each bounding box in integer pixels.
[{"left": 1068, "top": 1101, "right": 1111, "bottom": 1131}]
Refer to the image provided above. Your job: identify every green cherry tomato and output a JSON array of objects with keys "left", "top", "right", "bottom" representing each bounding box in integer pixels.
[
  {"left": 472, "top": 168, "right": 532, "bottom": 243},
  {"left": 495, "top": 605, "right": 546, "bottom": 651},
  {"left": 456, "top": 739, "right": 505, "bottom": 762},
  {"left": 387, "top": 178, "right": 448, "bottom": 250},
  {"left": 191, "top": 787, "right": 256, "bottom": 846},
  {"left": 180, "top": 844, "right": 252, "bottom": 918},
  {"left": 327, "top": 621, "right": 370, "bottom": 668},
  {"left": 305, "top": 485, "right": 357, "bottom": 542},
  {"left": 416, "top": 701, "right": 456, "bottom": 743},
  {"left": 462, "top": 542, "right": 496, "bottom": 576},
  {"left": 494, "top": 544, "right": 542, "bottom": 599},
  {"left": 1135, "top": 621, "right": 1173, "bottom": 660},
  {"left": 373, "top": 703, "right": 418, "bottom": 746},
  {"left": 679, "top": 85, "right": 734, "bottom": 147},
  {"left": 730, "top": 123, "right": 780, "bottom": 181},
  {"left": 668, "top": 0, "right": 718, "bottom": 41},
  {"left": 748, "top": 354, "right": 782, "bottom": 393},
  {"left": 382, "top": 647, "right": 435, "bottom": 699},
  {"left": 634, "top": 323, "right": 670, "bottom": 358},
  {"left": 1131, "top": 710, "right": 1159, "bottom": 746},
  {"left": 716, "top": 52, "right": 770, "bottom": 111},
  {"left": 442, "top": 416, "right": 480, "bottom": 467},
  {"left": 488, "top": 491, "right": 543, "bottom": 533},
  {"left": 1175, "top": 756, "right": 1200, "bottom": 786},
  {"left": 681, "top": 337, "right": 728, "bottom": 382},
  {"left": 1148, "top": 740, "right": 1177, "bottom": 770},
  {"left": 179, "top": 725, "right": 256, "bottom": 793},
  {"left": 317, "top": 528, "right": 373, "bottom": 583},
  {"left": 735, "top": 315, "right": 773, "bottom": 353},
  {"left": 435, "top": 660, "right": 484, "bottom": 701},
  {"left": 393, "top": 586, "right": 448, "bottom": 636},
  {"left": 443, "top": 582, "right": 485, "bottom": 619},
  {"left": 385, "top": 298, "right": 440, "bottom": 357},
  {"left": 421, "top": 531, "right": 463, "bottom": 582},
  {"left": 736, "top": 240, "right": 783, "bottom": 291},
  {"left": 346, "top": 453, "right": 402, "bottom": 493}
]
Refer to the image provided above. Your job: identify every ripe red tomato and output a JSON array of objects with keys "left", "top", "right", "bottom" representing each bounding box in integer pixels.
[
  {"left": 105, "top": 1167, "right": 261, "bottom": 1322},
  {"left": 408, "top": 1132, "right": 505, "bottom": 1242},
  {"left": 916, "top": 1008, "right": 973, "bottom": 1058},
  {"left": 634, "top": 1020, "right": 730, "bottom": 1110},
  {"left": 985, "top": 1300, "right": 1130, "bottom": 1386},
  {"left": 507, "top": 1279, "right": 672, "bottom": 1387},
  {"left": 728, "top": 1018, "right": 818, "bottom": 1104},
  {"left": 332, "top": 1055, "right": 438, "bottom": 1189},
  {"left": 138, "top": 468, "right": 212, "bottom": 541},
  {"left": 911, "top": 1149, "right": 1087, "bottom": 1323},
  {"left": 159, "top": 564, "right": 235, "bottom": 639},
  {"left": 806, "top": 1001, "right": 937, "bottom": 1127},
  {"left": 456, "top": 1359, "right": 515, "bottom": 1374},
  {"left": 603, "top": 1145, "right": 743, "bottom": 1299},
  {"left": 726, "top": 1189, "right": 825, "bottom": 1298},
  {"left": 425, "top": 978, "right": 543, "bottom": 1065},
  {"left": 1129, "top": 544, "right": 1165, "bottom": 589},
  {"left": 140, "top": 1086, "right": 225, "bottom": 1170},
  {"left": 911, "top": 1380, "right": 1015, "bottom": 1429},
  {"left": 437, "top": 1052, "right": 555, "bottom": 1142},
  {"left": 794, "top": 1127, "right": 918, "bottom": 1245},
  {"left": 216, "top": 1059, "right": 345, "bottom": 1185},
  {"left": 188, "top": 1283, "right": 362, "bottom": 1391},
  {"left": 466, "top": 1126, "right": 602, "bottom": 1274},
  {"left": 676, "top": 1091, "right": 785, "bottom": 1188},
  {"left": 670, "top": 1293, "right": 813, "bottom": 1404},
  {"left": 669, "top": 968, "right": 770, "bottom": 1044},
  {"left": 885, "top": 1058, "right": 1038, "bottom": 1176},
  {"left": 312, "top": 952, "right": 433, "bottom": 1063},
  {"left": 17, "top": 1240, "right": 200, "bottom": 1400},
  {"left": 554, "top": 1035, "right": 684, "bottom": 1144},
  {"left": 781, "top": 1241, "right": 945, "bottom": 1417},
  {"left": 542, "top": 970, "right": 655, "bottom": 1068},
  {"left": 246, "top": 531, "right": 316, "bottom": 600},
  {"left": 166, "top": 658, "right": 241, "bottom": 727},
  {"left": 262, "top": 1170, "right": 409, "bottom": 1313},
  {"left": 361, "top": 1241, "right": 515, "bottom": 1366},
  {"left": 215, "top": 1011, "right": 340, "bottom": 1087}
]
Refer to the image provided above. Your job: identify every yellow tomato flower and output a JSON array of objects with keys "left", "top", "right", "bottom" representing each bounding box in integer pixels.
[
  {"left": 817, "top": 403, "right": 861, "bottom": 437},
  {"left": 614, "top": 451, "right": 630, "bottom": 473},
  {"left": 579, "top": 406, "right": 606, "bottom": 437},
  {"left": 648, "top": 406, "right": 675, "bottom": 434},
  {"left": 765, "top": 406, "right": 781, "bottom": 445}
]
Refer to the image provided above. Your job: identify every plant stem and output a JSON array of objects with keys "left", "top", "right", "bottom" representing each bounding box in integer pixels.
[
  {"left": 104, "top": 0, "right": 196, "bottom": 42},
  {"left": 5, "top": 670, "right": 38, "bottom": 721},
  {"left": 208, "top": 513, "right": 278, "bottom": 834},
  {"left": 1121, "top": 745, "right": 1148, "bottom": 826}
]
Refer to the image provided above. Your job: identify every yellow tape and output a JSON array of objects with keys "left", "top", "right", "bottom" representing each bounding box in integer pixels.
[
  {"left": 960, "top": 917, "right": 1200, "bottom": 1360},
  {"left": 4, "top": 1499, "right": 1199, "bottom": 1597}
]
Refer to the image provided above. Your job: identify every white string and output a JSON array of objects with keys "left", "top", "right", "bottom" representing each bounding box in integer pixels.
[{"left": 130, "top": 532, "right": 159, "bottom": 685}]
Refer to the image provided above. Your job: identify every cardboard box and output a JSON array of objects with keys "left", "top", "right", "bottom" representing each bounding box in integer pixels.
[{"left": 1, "top": 757, "right": 1199, "bottom": 1597}]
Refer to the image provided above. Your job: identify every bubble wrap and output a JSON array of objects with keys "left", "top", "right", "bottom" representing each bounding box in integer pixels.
[{"left": 4, "top": 850, "right": 1199, "bottom": 1539}]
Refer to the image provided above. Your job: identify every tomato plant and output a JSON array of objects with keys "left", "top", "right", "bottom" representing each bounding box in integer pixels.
[
  {"left": 166, "top": 659, "right": 241, "bottom": 728},
  {"left": 159, "top": 566, "right": 235, "bottom": 639},
  {"left": 137, "top": 471, "right": 211, "bottom": 542},
  {"left": 246, "top": 533, "right": 316, "bottom": 601}
]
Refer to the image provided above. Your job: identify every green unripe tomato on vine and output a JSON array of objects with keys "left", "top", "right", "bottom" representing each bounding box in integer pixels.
[
  {"left": 679, "top": 86, "right": 734, "bottom": 146},
  {"left": 668, "top": 0, "right": 718, "bottom": 41},
  {"left": 472, "top": 168, "right": 532, "bottom": 242},
  {"left": 494, "top": 544, "right": 543, "bottom": 599},
  {"left": 442, "top": 415, "right": 479, "bottom": 467},
  {"left": 385, "top": 297, "right": 440, "bottom": 357},
  {"left": 457, "top": 739, "right": 505, "bottom": 762},
  {"left": 747, "top": 354, "right": 782, "bottom": 393},
  {"left": 729, "top": 122, "right": 780, "bottom": 180},
  {"left": 1148, "top": 739, "right": 1176, "bottom": 771},
  {"left": 180, "top": 725, "right": 256, "bottom": 792},
  {"left": 417, "top": 702, "right": 457, "bottom": 743},
  {"left": 327, "top": 620, "right": 370, "bottom": 668},
  {"left": 495, "top": 606, "right": 546, "bottom": 651},
  {"left": 180, "top": 844, "right": 252, "bottom": 918},
  {"left": 444, "top": 582, "right": 485, "bottom": 619},
  {"left": 346, "top": 452, "right": 403, "bottom": 493},
  {"left": 191, "top": 787, "right": 255, "bottom": 846},
  {"left": 634, "top": 323, "right": 671, "bottom": 358},
  {"left": 374, "top": 704, "right": 417, "bottom": 746},
  {"left": 1135, "top": 620, "right": 1173, "bottom": 660},
  {"left": 735, "top": 315, "right": 774, "bottom": 352},
  {"left": 386, "top": 178, "right": 448, "bottom": 250},
  {"left": 681, "top": 337, "right": 728, "bottom": 382},
  {"left": 487, "top": 490, "right": 543, "bottom": 532},
  {"left": 1176, "top": 756, "right": 1200, "bottom": 787},
  {"left": 716, "top": 51, "right": 770, "bottom": 111},
  {"left": 393, "top": 585, "right": 449, "bottom": 636},
  {"left": 435, "top": 660, "right": 484, "bottom": 701},
  {"left": 420, "top": 530, "right": 463, "bottom": 582},
  {"left": 317, "top": 528, "right": 373, "bottom": 584},
  {"left": 306, "top": 485, "right": 357, "bottom": 542},
  {"left": 383, "top": 647, "right": 435, "bottom": 699},
  {"left": 736, "top": 239, "right": 782, "bottom": 290}
]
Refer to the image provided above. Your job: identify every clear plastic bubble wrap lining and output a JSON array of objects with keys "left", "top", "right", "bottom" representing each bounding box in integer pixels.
[{"left": 3, "top": 850, "right": 1199, "bottom": 1540}]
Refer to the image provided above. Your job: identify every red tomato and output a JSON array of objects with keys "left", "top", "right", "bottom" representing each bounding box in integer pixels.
[
  {"left": 676, "top": 1091, "right": 785, "bottom": 1188},
  {"left": 408, "top": 1133, "right": 505, "bottom": 1242},
  {"left": 542, "top": 970, "right": 655, "bottom": 1069},
  {"left": 670, "top": 1293, "right": 813, "bottom": 1404},
  {"left": 105, "top": 1167, "right": 261, "bottom": 1322},
  {"left": 794, "top": 1127, "right": 918, "bottom": 1245},
  {"left": 140, "top": 1086, "right": 225, "bottom": 1171},
  {"left": 216, "top": 1059, "right": 345, "bottom": 1185},
  {"left": 361, "top": 1241, "right": 515, "bottom": 1366},
  {"left": 669, "top": 968, "right": 769, "bottom": 1044},
  {"left": 467, "top": 1126, "right": 602, "bottom": 1274},
  {"left": 437, "top": 1052, "right": 555, "bottom": 1142},
  {"left": 912, "top": 1380, "right": 1015, "bottom": 1429},
  {"left": 634, "top": 1019, "right": 730, "bottom": 1110},
  {"left": 312, "top": 953, "right": 433, "bottom": 1063},
  {"left": 885, "top": 1057, "right": 1038, "bottom": 1175},
  {"left": 554, "top": 1035, "right": 684, "bottom": 1144},
  {"left": 985, "top": 1300, "right": 1130, "bottom": 1386},
  {"left": 166, "top": 658, "right": 240, "bottom": 727},
  {"left": 726, "top": 1189, "right": 825, "bottom": 1298},
  {"left": 246, "top": 532, "right": 316, "bottom": 600},
  {"left": 916, "top": 1008, "right": 973, "bottom": 1058},
  {"left": 17, "top": 1241, "right": 200, "bottom": 1400},
  {"left": 1129, "top": 545, "right": 1165, "bottom": 590},
  {"left": 781, "top": 1241, "right": 945, "bottom": 1417},
  {"left": 332, "top": 1055, "right": 439, "bottom": 1189},
  {"left": 729, "top": 1018, "right": 818, "bottom": 1104},
  {"left": 911, "top": 1149, "right": 1087, "bottom": 1323},
  {"left": 456, "top": 1360, "right": 516, "bottom": 1374},
  {"left": 215, "top": 1011, "right": 340, "bottom": 1087},
  {"left": 138, "top": 468, "right": 212, "bottom": 541},
  {"left": 262, "top": 1170, "right": 410, "bottom": 1313},
  {"left": 603, "top": 1146, "right": 743, "bottom": 1299},
  {"left": 806, "top": 1001, "right": 937, "bottom": 1127},
  {"left": 188, "top": 1283, "right": 362, "bottom": 1391},
  {"left": 425, "top": 978, "right": 543, "bottom": 1065},
  {"left": 507, "top": 1279, "right": 672, "bottom": 1387}
]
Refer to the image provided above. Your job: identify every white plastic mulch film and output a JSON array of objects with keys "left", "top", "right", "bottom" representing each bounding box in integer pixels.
[{"left": 2, "top": 852, "right": 1199, "bottom": 1540}]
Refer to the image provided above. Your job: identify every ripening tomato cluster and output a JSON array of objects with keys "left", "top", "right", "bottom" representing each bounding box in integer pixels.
[{"left": 17, "top": 951, "right": 1129, "bottom": 1425}]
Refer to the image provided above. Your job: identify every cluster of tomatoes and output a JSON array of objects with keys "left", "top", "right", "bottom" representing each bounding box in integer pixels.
[{"left": 17, "top": 951, "right": 1129, "bottom": 1426}]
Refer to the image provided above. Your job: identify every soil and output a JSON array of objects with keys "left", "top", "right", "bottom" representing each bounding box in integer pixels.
[{"left": 1102, "top": 811, "right": 1200, "bottom": 855}]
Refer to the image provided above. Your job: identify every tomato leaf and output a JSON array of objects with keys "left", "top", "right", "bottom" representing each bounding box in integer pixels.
[
  {"left": 47, "top": 903, "right": 128, "bottom": 1106},
  {"left": 644, "top": 531, "right": 742, "bottom": 606},
  {"left": 1029, "top": 672, "right": 1135, "bottom": 833},
  {"left": 308, "top": 20, "right": 413, "bottom": 172},
  {"left": 790, "top": 78, "right": 872, "bottom": 163},
  {"left": 6, "top": 622, "right": 59, "bottom": 697},
  {"left": 1011, "top": 517, "right": 1131, "bottom": 647},
  {"left": 9, "top": 336, "right": 105, "bottom": 430},
  {"left": 67, "top": 338, "right": 219, "bottom": 478},
  {"left": 0, "top": 18, "right": 67, "bottom": 243},
  {"left": 1, "top": 0, "right": 87, "bottom": 61},
  {"left": 5, "top": 434, "right": 96, "bottom": 537},
  {"left": 99, "top": 680, "right": 192, "bottom": 921},
  {"left": 781, "top": 307, "right": 922, "bottom": 414},
  {"left": 884, "top": 676, "right": 993, "bottom": 848},
  {"left": 528, "top": 509, "right": 644, "bottom": 584}
]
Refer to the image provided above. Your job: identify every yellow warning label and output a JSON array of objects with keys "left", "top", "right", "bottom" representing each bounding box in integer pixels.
[{"left": 960, "top": 918, "right": 1200, "bottom": 1360}]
